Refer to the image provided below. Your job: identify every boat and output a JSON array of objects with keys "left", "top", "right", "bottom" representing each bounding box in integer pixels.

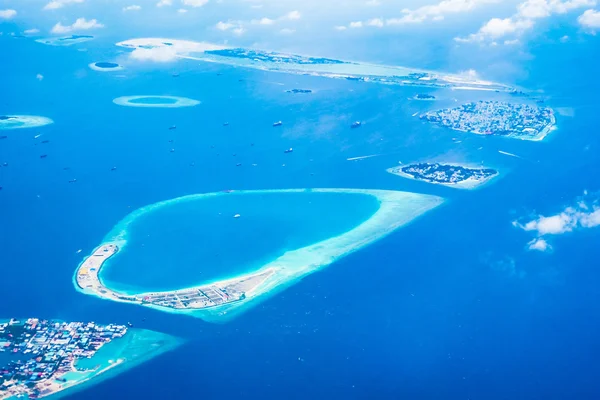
[
  {"left": 351, "top": 121, "right": 361, "bottom": 129},
  {"left": 284, "top": 148, "right": 293, "bottom": 153},
  {"left": 273, "top": 121, "right": 283, "bottom": 127}
]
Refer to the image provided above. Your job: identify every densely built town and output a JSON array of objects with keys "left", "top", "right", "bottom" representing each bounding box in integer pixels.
[
  {"left": 394, "top": 162, "right": 498, "bottom": 185},
  {"left": 0, "top": 318, "right": 127, "bottom": 399},
  {"left": 421, "top": 101, "right": 555, "bottom": 140}
]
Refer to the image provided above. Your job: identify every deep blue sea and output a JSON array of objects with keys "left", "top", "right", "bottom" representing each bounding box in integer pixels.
[{"left": 1, "top": 35, "right": 600, "bottom": 400}]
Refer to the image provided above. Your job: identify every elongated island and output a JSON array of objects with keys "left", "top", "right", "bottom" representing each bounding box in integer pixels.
[
  {"left": 0, "top": 318, "right": 181, "bottom": 400},
  {"left": 116, "top": 38, "right": 517, "bottom": 92},
  {"left": 387, "top": 162, "right": 499, "bottom": 189},
  {"left": 74, "top": 188, "right": 443, "bottom": 323}
]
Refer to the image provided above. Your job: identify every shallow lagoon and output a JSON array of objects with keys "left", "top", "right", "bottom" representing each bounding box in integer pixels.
[
  {"left": 112, "top": 95, "right": 200, "bottom": 108},
  {"left": 101, "top": 191, "right": 380, "bottom": 293}
]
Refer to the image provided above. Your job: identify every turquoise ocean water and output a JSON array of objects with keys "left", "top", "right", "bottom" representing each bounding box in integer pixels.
[{"left": 101, "top": 191, "right": 380, "bottom": 292}]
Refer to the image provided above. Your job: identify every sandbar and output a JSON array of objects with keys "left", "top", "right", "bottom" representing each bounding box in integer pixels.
[{"left": 74, "top": 188, "right": 443, "bottom": 323}]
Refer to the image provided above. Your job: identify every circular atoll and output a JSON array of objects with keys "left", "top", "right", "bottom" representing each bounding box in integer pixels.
[
  {"left": 0, "top": 115, "right": 54, "bottom": 130},
  {"left": 89, "top": 62, "right": 124, "bottom": 72},
  {"left": 112, "top": 95, "right": 200, "bottom": 108}
]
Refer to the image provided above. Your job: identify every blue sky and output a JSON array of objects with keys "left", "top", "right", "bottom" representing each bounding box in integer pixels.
[{"left": 1, "top": 0, "right": 599, "bottom": 81}]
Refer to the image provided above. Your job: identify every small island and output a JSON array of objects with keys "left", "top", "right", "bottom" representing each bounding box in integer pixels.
[
  {"left": 387, "top": 162, "right": 499, "bottom": 189},
  {"left": 286, "top": 89, "right": 312, "bottom": 94},
  {"left": 116, "top": 38, "right": 517, "bottom": 93},
  {"left": 413, "top": 93, "right": 436, "bottom": 101},
  {"left": 420, "top": 101, "right": 556, "bottom": 141},
  {"left": 204, "top": 48, "right": 346, "bottom": 65},
  {"left": 35, "top": 35, "right": 94, "bottom": 47},
  {"left": 0, "top": 318, "right": 181, "bottom": 400}
]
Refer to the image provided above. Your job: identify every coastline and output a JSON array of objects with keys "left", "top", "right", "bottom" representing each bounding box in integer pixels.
[
  {"left": 0, "top": 326, "right": 182, "bottom": 400},
  {"left": 115, "top": 38, "right": 518, "bottom": 93},
  {"left": 46, "top": 329, "right": 182, "bottom": 400},
  {"left": 73, "top": 188, "right": 444, "bottom": 322}
]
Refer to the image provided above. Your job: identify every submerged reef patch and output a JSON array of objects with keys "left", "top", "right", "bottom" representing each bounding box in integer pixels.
[
  {"left": 89, "top": 62, "right": 124, "bottom": 72},
  {"left": 112, "top": 95, "right": 200, "bottom": 108},
  {"left": 0, "top": 115, "right": 53, "bottom": 130},
  {"left": 35, "top": 35, "right": 94, "bottom": 46}
]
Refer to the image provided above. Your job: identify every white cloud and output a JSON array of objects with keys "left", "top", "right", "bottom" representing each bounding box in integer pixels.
[
  {"left": 178, "top": 8, "right": 188, "bottom": 12},
  {"left": 123, "top": 5, "right": 141, "bottom": 11},
  {"left": 457, "top": 0, "right": 596, "bottom": 43},
  {"left": 215, "top": 20, "right": 245, "bottom": 34},
  {"left": 24, "top": 28, "right": 40, "bottom": 34},
  {"left": 182, "top": 0, "right": 208, "bottom": 6},
  {"left": 366, "top": 0, "right": 381, "bottom": 5},
  {"left": 0, "top": 9, "right": 16, "bottom": 19},
  {"left": 43, "top": 0, "right": 83, "bottom": 10},
  {"left": 36, "top": 74, "right": 44, "bottom": 81},
  {"left": 480, "top": 17, "right": 533, "bottom": 38},
  {"left": 334, "top": 25, "right": 347, "bottom": 30},
  {"left": 156, "top": 0, "right": 172, "bottom": 6},
  {"left": 285, "top": 10, "right": 301, "bottom": 20},
  {"left": 367, "top": 18, "right": 384, "bottom": 27},
  {"left": 216, "top": 20, "right": 236, "bottom": 30},
  {"left": 349, "top": 21, "right": 363, "bottom": 28},
  {"left": 527, "top": 238, "right": 552, "bottom": 252},
  {"left": 578, "top": 8, "right": 600, "bottom": 27},
  {"left": 253, "top": 17, "right": 275, "bottom": 25},
  {"left": 343, "top": 0, "right": 498, "bottom": 29},
  {"left": 515, "top": 194, "right": 600, "bottom": 249},
  {"left": 279, "top": 28, "right": 295, "bottom": 34},
  {"left": 130, "top": 46, "right": 178, "bottom": 62},
  {"left": 226, "top": 10, "right": 300, "bottom": 35},
  {"left": 51, "top": 18, "right": 104, "bottom": 34},
  {"left": 388, "top": 0, "right": 500, "bottom": 25}
]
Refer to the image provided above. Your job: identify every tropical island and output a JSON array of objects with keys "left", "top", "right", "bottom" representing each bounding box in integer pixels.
[
  {"left": 0, "top": 318, "right": 180, "bottom": 400},
  {"left": 420, "top": 101, "right": 556, "bottom": 141},
  {"left": 286, "top": 89, "right": 312, "bottom": 94},
  {"left": 387, "top": 162, "right": 499, "bottom": 189},
  {"left": 74, "top": 188, "right": 443, "bottom": 323},
  {"left": 205, "top": 48, "right": 345, "bottom": 65},
  {"left": 35, "top": 35, "right": 94, "bottom": 47},
  {"left": 115, "top": 38, "right": 518, "bottom": 92},
  {"left": 413, "top": 93, "right": 436, "bottom": 100}
]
